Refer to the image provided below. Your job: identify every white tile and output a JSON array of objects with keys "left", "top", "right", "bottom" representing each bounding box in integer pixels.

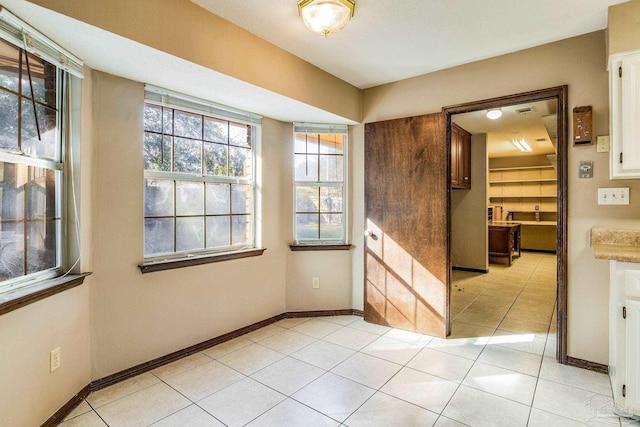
[
  {"left": 63, "top": 400, "right": 92, "bottom": 421},
  {"left": 443, "top": 385, "right": 530, "bottom": 427},
  {"left": 462, "top": 362, "right": 537, "bottom": 405},
  {"left": 407, "top": 348, "right": 473, "bottom": 382},
  {"left": 533, "top": 379, "right": 617, "bottom": 424},
  {"left": 246, "top": 398, "right": 339, "bottom": 427},
  {"left": 291, "top": 339, "right": 355, "bottom": 370},
  {"left": 59, "top": 411, "right": 107, "bottom": 427},
  {"left": 344, "top": 391, "right": 438, "bottom": 427},
  {"left": 528, "top": 408, "right": 594, "bottom": 427},
  {"left": 380, "top": 366, "right": 459, "bottom": 414},
  {"left": 488, "top": 330, "right": 547, "bottom": 356},
  {"left": 539, "top": 357, "right": 613, "bottom": 396},
  {"left": 323, "top": 326, "right": 379, "bottom": 351},
  {"left": 433, "top": 416, "right": 469, "bottom": 427},
  {"left": 383, "top": 328, "right": 433, "bottom": 346},
  {"left": 202, "top": 337, "right": 253, "bottom": 359},
  {"left": 163, "top": 360, "right": 244, "bottom": 402},
  {"left": 217, "top": 343, "right": 285, "bottom": 375},
  {"left": 290, "top": 319, "right": 344, "bottom": 338},
  {"left": 95, "top": 382, "right": 190, "bottom": 427},
  {"left": 258, "top": 329, "right": 317, "bottom": 355},
  {"left": 244, "top": 324, "right": 288, "bottom": 342},
  {"left": 348, "top": 318, "right": 393, "bottom": 335},
  {"left": 198, "top": 378, "right": 285, "bottom": 427},
  {"left": 292, "top": 372, "right": 375, "bottom": 422},
  {"left": 427, "top": 336, "right": 485, "bottom": 360},
  {"left": 361, "top": 335, "right": 425, "bottom": 365},
  {"left": 251, "top": 356, "right": 325, "bottom": 395},
  {"left": 476, "top": 345, "right": 542, "bottom": 377},
  {"left": 331, "top": 352, "right": 402, "bottom": 389},
  {"left": 322, "top": 315, "right": 361, "bottom": 325},
  {"left": 151, "top": 405, "right": 225, "bottom": 426},
  {"left": 87, "top": 372, "right": 160, "bottom": 408},
  {"left": 151, "top": 352, "right": 213, "bottom": 380},
  {"left": 274, "top": 317, "right": 311, "bottom": 329}
]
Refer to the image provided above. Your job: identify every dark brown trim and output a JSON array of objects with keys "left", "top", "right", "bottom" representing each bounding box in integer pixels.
[
  {"left": 138, "top": 248, "right": 266, "bottom": 274},
  {"left": 90, "top": 312, "right": 285, "bottom": 391},
  {"left": 46, "top": 309, "right": 365, "bottom": 424},
  {"left": 567, "top": 356, "right": 608, "bottom": 374},
  {"left": 444, "top": 85, "right": 569, "bottom": 364},
  {"left": 40, "top": 384, "right": 90, "bottom": 427},
  {"left": 452, "top": 266, "right": 489, "bottom": 274},
  {"left": 286, "top": 309, "right": 363, "bottom": 318},
  {"left": 0, "top": 273, "right": 91, "bottom": 317},
  {"left": 289, "top": 244, "right": 353, "bottom": 251}
]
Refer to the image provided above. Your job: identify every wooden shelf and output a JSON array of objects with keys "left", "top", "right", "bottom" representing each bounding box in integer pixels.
[
  {"left": 489, "top": 179, "right": 557, "bottom": 184},
  {"left": 490, "top": 195, "right": 557, "bottom": 199},
  {"left": 489, "top": 165, "right": 554, "bottom": 172}
]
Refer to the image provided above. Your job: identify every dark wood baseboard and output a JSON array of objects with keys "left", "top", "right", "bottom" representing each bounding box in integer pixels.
[
  {"left": 452, "top": 266, "right": 489, "bottom": 273},
  {"left": 40, "top": 384, "right": 90, "bottom": 427},
  {"left": 566, "top": 356, "right": 608, "bottom": 374},
  {"left": 90, "top": 313, "right": 286, "bottom": 391},
  {"left": 42, "top": 308, "right": 364, "bottom": 426},
  {"left": 521, "top": 249, "right": 557, "bottom": 254},
  {"left": 286, "top": 309, "right": 363, "bottom": 318}
]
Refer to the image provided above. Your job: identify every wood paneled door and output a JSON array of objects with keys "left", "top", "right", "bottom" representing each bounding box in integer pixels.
[{"left": 364, "top": 113, "right": 449, "bottom": 337}]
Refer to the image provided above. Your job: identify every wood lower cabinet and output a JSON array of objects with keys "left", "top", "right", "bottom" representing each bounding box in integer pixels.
[
  {"left": 488, "top": 222, "right": 521, "bottom": 266},
  {"left": 451, "top": 123, "right": 471, "bottom": 189}
]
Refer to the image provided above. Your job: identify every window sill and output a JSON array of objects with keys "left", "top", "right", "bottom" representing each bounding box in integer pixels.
[
  {"left": 138, "top": 248, "right": 267, "bottom": 273},
  {"left": 0, "top": 273, "right": 92, "bottom": 317},
  {"left": 289, "top": 244, "right": 353, "bottom": 251}
]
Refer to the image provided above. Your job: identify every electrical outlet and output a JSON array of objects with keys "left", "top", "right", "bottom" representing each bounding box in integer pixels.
[
  {"left": 312, "top": 277, "right": 320, "bottom": 289},
  {"left": 50, "top": 347, "right": 60, "bottom": 372},
  {"left": 598, "top": 188, "right": 630, "bottom": 205}
]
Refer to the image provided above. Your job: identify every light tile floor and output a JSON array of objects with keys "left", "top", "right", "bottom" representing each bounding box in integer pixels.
[{"left": 61, "top": 253, "right": 640, "bottom": 426}]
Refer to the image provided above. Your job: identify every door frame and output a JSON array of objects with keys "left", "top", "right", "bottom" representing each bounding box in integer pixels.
[{"left": 443, "top": 86, "right": 569, "bottom": 364}]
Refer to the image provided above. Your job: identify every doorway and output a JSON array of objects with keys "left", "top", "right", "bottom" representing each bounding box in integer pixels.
[{"left": 444, "top": 86, "right": 568, "bottom": 363}]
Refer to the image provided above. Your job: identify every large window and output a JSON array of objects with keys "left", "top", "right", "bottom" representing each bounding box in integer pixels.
[
  {"left": 0, "top": 11, "right": 83, "bottom": 293},
  {"left": 294, "top": 124, "right": 347, "bottom": 243},
  {"left": 143, "top": 88, "right": 260, "bottom": 259}
]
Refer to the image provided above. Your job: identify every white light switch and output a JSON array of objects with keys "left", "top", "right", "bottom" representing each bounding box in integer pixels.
[
  {"left": 596, "top": 135, "right": 610, "bottom": 153},
  {"left": 598, "top": 187, "right": 630, "bottom": 205}
]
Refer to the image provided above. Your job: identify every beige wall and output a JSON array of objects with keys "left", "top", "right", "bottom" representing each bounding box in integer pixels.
[
  {"left": 0, "top": 286, "right": 91, "bottom": 427},
  {"left": 451, "top": 134, "right": 488, "bottom": 271},
  {"left": 28, "top": 0, "right": 362, "bottom": 123},
  {"left": 88, "top": 71, "right": 291, "bottom": 377},
  {"left": 355, "top": 31, "right": 640, "bottom": 364},
  {"left": 608, "top": 0, "right": 640, "bottom": 55}
]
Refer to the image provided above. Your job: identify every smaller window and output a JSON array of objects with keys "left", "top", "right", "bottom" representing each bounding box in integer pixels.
[{"left": 294, "top": 124, "right": 347, "bottom": 244}]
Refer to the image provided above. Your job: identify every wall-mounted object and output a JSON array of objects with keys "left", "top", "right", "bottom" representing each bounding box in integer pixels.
[
  {"left": 579, "top": 161, "right": 593, "bottom": 178},
  {"left": 573, "top": 106, "right": 593, "bottom": 145}
]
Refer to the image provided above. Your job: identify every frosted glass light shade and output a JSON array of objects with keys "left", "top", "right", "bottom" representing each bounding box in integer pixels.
[{"left": 298, "top": 0, "right": 355, "bottom": 36}]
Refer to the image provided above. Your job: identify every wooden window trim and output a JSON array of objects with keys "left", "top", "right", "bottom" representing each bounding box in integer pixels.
[
  {"left": 138, "top": 248, "right": 266, "bottom": 273},
  {"left": 0, "top": 273, "right": 91, "bottom": 317},
  {"left": 289, "top": 244, "right": 353, "bottom": 251}
]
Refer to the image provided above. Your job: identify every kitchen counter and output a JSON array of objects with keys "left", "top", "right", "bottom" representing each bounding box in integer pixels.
[{"left": 590, "top": 226, "right": 640, "bottom": 263}]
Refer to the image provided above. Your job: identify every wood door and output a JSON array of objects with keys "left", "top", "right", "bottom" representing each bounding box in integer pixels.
[{"left": 364, "top": 113, "right": 449, "bottom": 337}]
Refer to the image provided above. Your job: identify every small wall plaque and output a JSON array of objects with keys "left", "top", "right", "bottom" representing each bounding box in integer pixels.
[
  {"left": 579, "top": 161, "right": 593, "bottom": 178},
  {"left": 573, "top": 106, "right": 593, "bottom": 145}
]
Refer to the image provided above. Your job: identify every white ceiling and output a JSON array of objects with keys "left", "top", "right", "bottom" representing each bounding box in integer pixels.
[{"left": 191, "top": 0, "right": 626, "bottom": 89}]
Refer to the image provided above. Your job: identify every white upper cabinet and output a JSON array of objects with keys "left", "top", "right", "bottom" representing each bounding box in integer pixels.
[{"left": 610, "top": 50, "right": 640, "bottom": 179}]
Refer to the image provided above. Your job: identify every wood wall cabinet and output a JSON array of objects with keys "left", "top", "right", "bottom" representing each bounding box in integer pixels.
[
  {"left": 451, "top": 123, "right": 471, "bottom": 189},
  {"left": 610, "top": 50, "right": 640, "bottom": 179}
]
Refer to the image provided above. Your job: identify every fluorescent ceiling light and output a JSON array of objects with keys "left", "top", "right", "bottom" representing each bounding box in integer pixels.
[
  {"left": 512, "top": 138, "right": 532, "bottom": 152},
  {"left": 486, "top": 108, "right": 502, "bottom": 120}
]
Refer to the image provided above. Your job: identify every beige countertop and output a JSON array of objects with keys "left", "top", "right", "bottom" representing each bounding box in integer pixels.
[{"left": 591, "top": 226, "right": 640, "bottom": 263}]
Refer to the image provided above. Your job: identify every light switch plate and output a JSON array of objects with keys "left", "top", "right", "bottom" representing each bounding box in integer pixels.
[
  {"left": 598, "top": 187, "right": 630, "bottom": 205},
  {"left": 597, "top": 135, "right": 610, "bottom": 153}
]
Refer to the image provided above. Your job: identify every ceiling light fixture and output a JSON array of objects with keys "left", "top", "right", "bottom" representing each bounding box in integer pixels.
[
  {"left": 512, "top": 138, "right": 532, "bottom": 152},
  {"left": 298, "top": 0, "right": 355, "bottom": 37},
  {"left": 486, "top": 108, "right": 502, "bottom": 120}
]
